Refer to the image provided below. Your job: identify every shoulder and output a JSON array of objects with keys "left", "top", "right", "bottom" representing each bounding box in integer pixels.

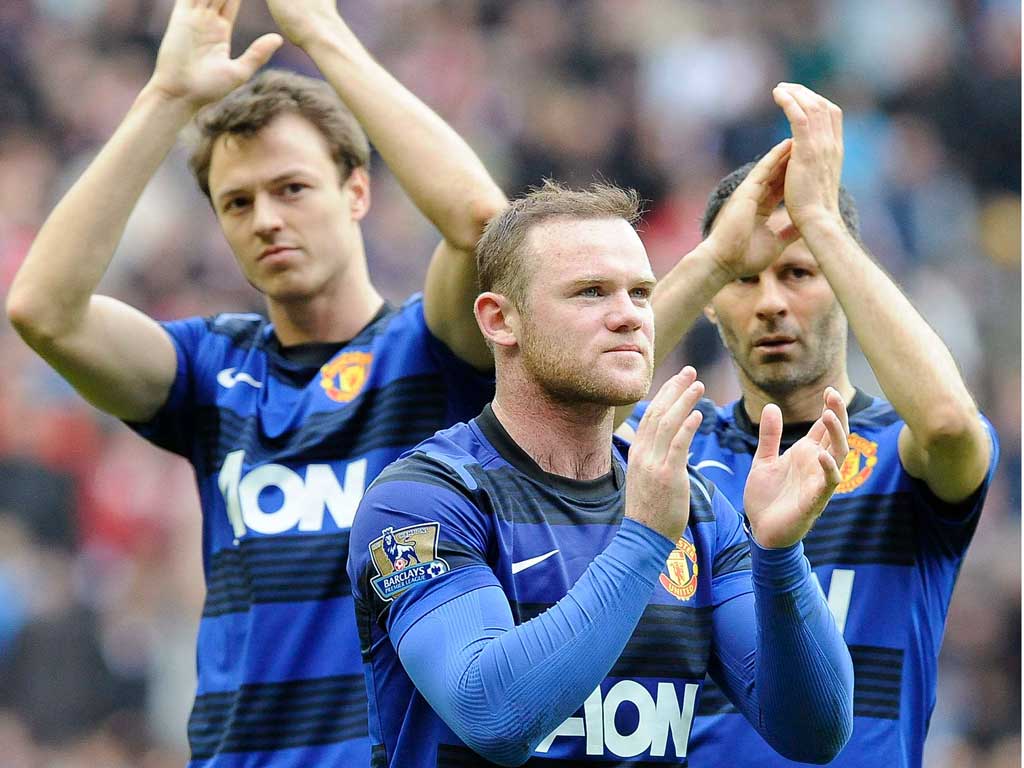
[{"left": 370, "top": 421, "right": 488, "bottom": 498}]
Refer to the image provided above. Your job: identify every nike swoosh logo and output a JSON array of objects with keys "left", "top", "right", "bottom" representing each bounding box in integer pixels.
[
  {"left": 693, "top": 459, "right": 734, "bottom": 475},
  {"left": 217, "top": 367, "right": 263, "bottom": 389},
  {"left": 511, "top": 549, "right": 559, "bottom": 575}
]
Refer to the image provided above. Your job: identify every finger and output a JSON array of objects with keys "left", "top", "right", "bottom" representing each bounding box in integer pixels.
[
  {"left": 805, "top": 416, "right": 827, "bottom": 444},
  {"left": 823, "top": 386, "right": 850, "bottom": 436},
  {"left": 823, "top": 409, "right": 850, "bottom": 467},
  {"left": 667, "top": 409, "right": 704, "bottom": 470},
  {"left": 652, "top": 377, "right": 705, "bottom": 461},
  {"left": 773, "top": 84, "right": 810, "bottom": 141},
  {"left": 753, "top": 403, "right": 783, "bottom": 462},
  {"left": 745, "top": 138, "right": 793, "bottom": 187},
  {"left": 779, "top": 83, "right": 832, "bottom": 137},
  {"left": 234, "top": 32, "right": 283, "bottom": 76},
  {"left": 818, "top": 449, "right": 842, "bottom": 486},
  {"left": 635, "top": 367, "right": 696, "bottom": 446},
  {"left": 223, "top": 0, "right": 241, "bottom": 24},
  {"left": 211, "top": 0, "right": 230, "bottom": 13}
]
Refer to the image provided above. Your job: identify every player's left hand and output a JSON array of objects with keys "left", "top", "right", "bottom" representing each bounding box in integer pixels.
[
  {"left": 743, "top": 387, "right": 850, "bottom": 549},
  {"left": 265, "top": 0, "right": 343, "bottom": 50},
  {"left": 773, "top": 83, "right": 845, "bottom": 236}
]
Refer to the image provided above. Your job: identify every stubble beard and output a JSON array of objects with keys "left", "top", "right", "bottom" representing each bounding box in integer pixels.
[
  {"left": 519, "top": 321, "right": 653, "bottom": 407},
  {"left": 720, "top": 304, "right": 847, "bottom": 398}
]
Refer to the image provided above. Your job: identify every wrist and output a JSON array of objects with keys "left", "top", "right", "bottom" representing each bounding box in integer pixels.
[
  {"left": 688, "top": 239, "right": 739, "bottom": 289},
  {"left": 791, "top": 209, "right": 848, "bottom": 244},
  {"left": 135, "top": 82, "right": 202, "bottom": 123},
  {"left": 299, "top": 16, "right": 366, "bottom": 62}
]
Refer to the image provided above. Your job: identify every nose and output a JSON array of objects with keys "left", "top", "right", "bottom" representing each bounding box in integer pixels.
[
  {"left": 753, "top": 273, "right": 788, "bottom": 322},
  {"left": 252, "top": 193, "right": 283, "bottom": 239},
  {"left": 605, "top": 289, "right": 646, "bottom": 333}
]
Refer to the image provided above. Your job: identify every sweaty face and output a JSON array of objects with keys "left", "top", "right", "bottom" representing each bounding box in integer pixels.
[
  {"left": 708, "top": 209, "right": 847, "bottom": 397},
  {"left": 208, "top": 112, "right": 366, "bottom": 303},
  {"left": 514, "top": 217, "right": 656, "bottom": 406}
]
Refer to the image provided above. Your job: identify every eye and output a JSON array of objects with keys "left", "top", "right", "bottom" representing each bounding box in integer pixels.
[
  {"left": 578, "top": 286, "right": 602, "bottom": 298},
  {"left": 737, "top": 275, "right": 759, "bottom": 285},
  {"left": 630, "top": 286, "right": 652, "bottom": 300},
  {"left": 786, "top": 267, "right": 812, "bottom": 280},
  {"left": 223, "top": 196, "right": 250, "bottom": 213},
  {"left": 282, "top": 182, "right": 307, "bottom": 197}
]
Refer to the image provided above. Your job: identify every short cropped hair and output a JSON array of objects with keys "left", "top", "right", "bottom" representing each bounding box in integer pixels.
[
  {"left": 189, "top": 69, "right": 371, "bottom": 201},
  {"left": 700, "top": 161, "right": 861, "bottom": 240},
  {"left": 477, "top": 180, "right": 643, "bottom": 307}
]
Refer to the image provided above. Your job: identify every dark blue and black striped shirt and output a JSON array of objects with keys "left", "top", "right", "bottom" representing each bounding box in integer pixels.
[{"left": 129, "top": 295, "right": 493, "bottom": 768}]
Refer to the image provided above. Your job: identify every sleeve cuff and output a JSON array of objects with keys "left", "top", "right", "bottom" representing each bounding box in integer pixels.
[
  {"left": 609, "top": 519, "right": 677, "bottom": 584},
  {"left": 748, "top": 536, "right": 810, "bottom": 593}
]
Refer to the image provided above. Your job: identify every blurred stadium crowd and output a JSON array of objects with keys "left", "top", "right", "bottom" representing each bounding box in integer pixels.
[{"left": 0, "top": 0, "right": 1018, "bottom": 765}]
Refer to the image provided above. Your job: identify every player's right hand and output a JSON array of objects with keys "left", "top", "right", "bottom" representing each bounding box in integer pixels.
[
  {"left": 148, "top": 0, "right": 282, "bottom": 109},
  {"left": 624, "top": 366, "right": 705, "bottom": 543},
  {"left": 705, "top": 138, "right": 795, "bottom": 281}
]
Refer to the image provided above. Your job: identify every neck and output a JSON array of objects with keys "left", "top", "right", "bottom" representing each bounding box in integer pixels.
[
  {"left": 740, "top": 369, "right": 857, "bottom": 424},
  {"left": 491, "top": 380, "right": 614, "bottom": 481},
  {"left": 266, "top": 255, "right": 383, "bottom": 346}
]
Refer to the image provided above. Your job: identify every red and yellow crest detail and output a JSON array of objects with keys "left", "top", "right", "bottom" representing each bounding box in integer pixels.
[
  {"left": 320, "top": 352, "right": 373, "bottom": 403},
  {"left": 660, "top": 537, "right": 698, "bottom": 601},
  {"left": 836, "top": 433, "right": 878, "bottom": 494}
]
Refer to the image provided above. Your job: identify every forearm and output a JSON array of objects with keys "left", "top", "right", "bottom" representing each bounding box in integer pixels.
[
  {"left": 650, "top": 240, "right": 733, "bottom": 369},
  {"left": 303, "top": 19, "right": 504, "bottom": 250},
  {"left": 713, "top": 540, "right": 853, "bottom": 764},
  {"left": 8, "top": 86, "right": 194, "bottom": 339},
  {"left": 397, "top": 520, "right": 673, "bottom": 766},
  {"left": 805, "top": 220, "right": 979, "bottom": 434}
]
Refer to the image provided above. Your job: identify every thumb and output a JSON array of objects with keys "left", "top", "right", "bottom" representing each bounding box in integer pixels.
[
  {"left": 753, "top": 403, "right": 783, "bottom": 462},
  {"left": 235, "top": 32, "right": 284, "bottom": 76}
]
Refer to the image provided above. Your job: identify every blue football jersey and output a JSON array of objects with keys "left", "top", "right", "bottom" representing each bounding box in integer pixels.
[
  {"left": 628, "top": 391, "right": 999, "bottom": 768},
  {"left": 128, "top": 295, "right": 494, "bottom": 767},
  {"left": 349, "top": 405, "right": 755, "bottom": 767}
]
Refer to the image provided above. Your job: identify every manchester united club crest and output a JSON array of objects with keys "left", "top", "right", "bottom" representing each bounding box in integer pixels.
[
  {"left": 320, "top": 351, "right": 372, "bottom": 403},
  {"left": 660, "top": 537, "right": 698, "bottom": 601},
  {"left": 836, "top": 433, "right": 879, "bottom": 494}
]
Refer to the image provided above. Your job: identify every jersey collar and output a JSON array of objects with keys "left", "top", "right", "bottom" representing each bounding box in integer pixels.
[
  {"left": 475, "top": 404, "right": 624, "bottom": 499},
  {"left": 732, "top": 388, "right": 875, "bottom": 447}
]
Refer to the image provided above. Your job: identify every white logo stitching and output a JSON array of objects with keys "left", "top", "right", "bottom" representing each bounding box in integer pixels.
[
  {"left": 511, "top": 549, "right": 559, "bottom": 575},
  {"left": 217, "top": 367, "right": 263, "bottom": 390},
  {"left": 692, "top": 459, "right": 733, "bottom": 475}
]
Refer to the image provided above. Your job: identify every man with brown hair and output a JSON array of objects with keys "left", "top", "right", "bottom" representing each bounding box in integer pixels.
[
  {"left": 348, "top": 178, "right": 855, "bottom": 767},
  {"left": 6, "top": 0, "right": 504, "bottom": 765}
]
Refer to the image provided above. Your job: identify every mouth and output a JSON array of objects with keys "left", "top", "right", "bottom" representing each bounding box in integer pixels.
[
  {"left": 258, "top": 245, "right": 299, "bottom": 262},
  {"left": 752, "top": 336, "right": 797, "bottom": 355},
  {"left": 606, "top": 344, "right": 645, "bottom": 355}
]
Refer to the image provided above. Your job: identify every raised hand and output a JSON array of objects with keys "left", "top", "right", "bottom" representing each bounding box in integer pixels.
[
  {"left": 772, "top": 83, "right": 845, "bottom": 234},
  {"left": 149, "top": 0, "right": 282, "bottom": 109},
  {"left": 743, "top": 387, "right": 850, "bottom": 549},
  {"left": 625, "top": 367, "right": 706, "bottom": 542},
  {"left": 265, "top": 0, "right": 345, "bottom": 51},
  {"left": 705, "top": 137, "right": 795, "bottom": 281}
]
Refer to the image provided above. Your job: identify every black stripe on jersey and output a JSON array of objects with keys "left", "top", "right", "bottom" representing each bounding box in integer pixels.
[
  {"left": 511, "top": 602, "right": 713, "bottom": 679},
  {"left": 203, "top": 533, "right": 349, "bottom": 617},
  {"left": 712, "top": 542, "right": 751, "bottom": 577},
  {"left": 198, "top": 374, "right": 449, "bottom": 469},
  {"left": 802, "top": 494, "right": 916, "bottom": 567},
  {"left": 187, "top": 674, "right": 368, "bottom": 758},
  {"left": 478, "top": 469, "right": 624, "bottom": 527},
  {"left": 437, "top": 743, "right": 687, "bottom": 767},
  {"left": 696, "top": 644, "right": 903, "bottom": 720},
  {"left": 371, "top": 743, "right": 388, "bottom": 768}
]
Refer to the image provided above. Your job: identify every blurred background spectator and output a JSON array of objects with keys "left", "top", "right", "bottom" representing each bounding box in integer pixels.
[{"left": 0, "top": 1, "right": 1018, "bottom": 764}]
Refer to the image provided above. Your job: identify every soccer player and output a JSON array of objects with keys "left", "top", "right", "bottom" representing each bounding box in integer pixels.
[
  {"left": 6, "top": 1, "right": 505, "bottom": 765},
  {"left": 630, "top": 82, "right": 999, "bottom": 768},
  {"left": 348, "top": 180, "right": 855, "bottom": 767}
]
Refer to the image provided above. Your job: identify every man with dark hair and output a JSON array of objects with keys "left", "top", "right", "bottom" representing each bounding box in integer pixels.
[
  {"left": 631, "top": 82, "right": 999, "bottom": 768},
  {"left": 6, "top": 0, "right": 504, "bottom": 765},
  {"left": 348, "top": 176, "right": 856, "bottom": 767}
]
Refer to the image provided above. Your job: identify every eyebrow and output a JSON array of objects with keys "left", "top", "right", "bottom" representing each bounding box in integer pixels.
[
  {"left": 215, "top": 170, "right": 313, "bottom": 205},
  {"left": 565, "top": 275, "right": 658, "bottom": 289}
]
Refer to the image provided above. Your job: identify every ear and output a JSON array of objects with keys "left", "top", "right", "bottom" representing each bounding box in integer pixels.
[
  {"left": 345, "top": 167, "right": 371, "bottom": 221},
  {"left": 703, "top": 303, "right": 718, "bottom": 325},
  {"left": 474, "top": 292, "right": 519, "bottom": 349}
]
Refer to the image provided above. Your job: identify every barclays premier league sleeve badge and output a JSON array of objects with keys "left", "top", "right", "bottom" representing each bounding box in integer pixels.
[{"left": 368, "top": 523, "right": 450, "bottom": 601}]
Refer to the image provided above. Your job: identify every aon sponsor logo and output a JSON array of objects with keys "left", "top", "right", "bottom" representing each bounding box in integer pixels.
[
  {"left": 217, "top": 450, "right": 367, "bottom": 537},
  {"left": 536, "top": 680, "right": 699, "bottom": 758}
]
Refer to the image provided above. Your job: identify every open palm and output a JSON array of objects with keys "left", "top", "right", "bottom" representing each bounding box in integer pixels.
[
  {"left": 150, "top": 0, "right": 282, "bottom": 108},
  {"left": 744, "top": 389, "right": 850, "bottom": 549}
]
